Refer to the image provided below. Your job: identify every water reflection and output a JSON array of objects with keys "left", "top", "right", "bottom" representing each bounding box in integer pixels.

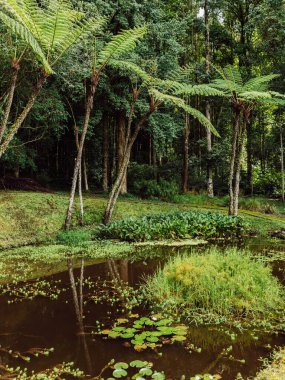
[{"left": 68, "top": 258, "right": 93, "bottom": 374}]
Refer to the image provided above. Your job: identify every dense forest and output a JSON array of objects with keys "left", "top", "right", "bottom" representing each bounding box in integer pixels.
[
  {"left": 1, "top": 0, "right": 285, "bottom": 223},
  {"left": 0, "top": 1, "right": 285, "bottom": 379}
]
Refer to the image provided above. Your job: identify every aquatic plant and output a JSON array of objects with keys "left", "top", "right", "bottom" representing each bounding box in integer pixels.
[
  {"left": 98, "top": 359, "right": 166, "bottom": 380},
  {"left": 253, "top": 347, "right": 285, "bottom": 380},
  {"left": 0, "top": 362, "right": 85, "bottom": 379},
  {"left": 98, "top": 314, "right": 188, "bottom": 351},
  {"left": 144, "top": 247, "right": 284, "bottom": 324},
  {"left": 95, "top": 211, "right": 249, "bottom": 242}
]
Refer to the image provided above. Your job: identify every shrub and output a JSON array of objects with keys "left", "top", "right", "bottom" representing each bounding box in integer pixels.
[
  {"left": 94, "top": 212, "right": 249, "bottom": 242},
  {"left": 238, "top": 197, "right": 278, "bottom": 215},
  {"left": 144, "top": 247, "right": 284, "bottom": 323},
  {"left": 133, "top": 179, "right": 179, "bottom": 201},
  {"left": 56, "top": 229, "right": 91, "bottom": 245}
]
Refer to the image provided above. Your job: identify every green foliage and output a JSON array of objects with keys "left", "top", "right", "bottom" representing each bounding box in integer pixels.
[
  {"left": 95, "top": 211, "right": 249, "bottom": 242},
  {"left": 56, "top": 228, "right": 91, "bottom": 245},
  {"left": 144, "top": 247, "right": 284, "bottom": 324},
  {"left": 99, "top": 314, "right": 188, "bottom": 351},
  {"left": 100, "top": 359, "right": 166, "bottom": 380},
  {"left": 133, "top": 179, "right": 179, "bottom": 201},
  {"left": 254, "top": 347, "right": 285, "bottom": 380}
]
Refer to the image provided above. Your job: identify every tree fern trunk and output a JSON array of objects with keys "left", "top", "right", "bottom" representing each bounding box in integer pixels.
[
  {"left": 229, "top": 111, "right": 240, "bottom": 216},
  {"left": 0, "top": 61, "right": 20, "bottom": 143},
  {"left": 0, "top": 73, "right": 47, "bottom": 158},
  {"left": 65, "top": 74, "right": 98, "bottom": 230}
]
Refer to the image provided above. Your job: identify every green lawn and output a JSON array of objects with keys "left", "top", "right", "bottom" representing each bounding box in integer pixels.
[{"left": 0, "top": 191, "right": 284, "bottom": 249}]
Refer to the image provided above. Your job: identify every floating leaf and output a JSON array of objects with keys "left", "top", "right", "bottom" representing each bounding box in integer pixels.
[
  {"left": 139, "top": 367, "right": 153, "bottom": 376},
  {"left": 146, "top": 336, "right": 159, "bottom": 343},
  {"left": 117, "top": 318, "right": 129, "bottom": 324},
  {"left": 114, "top": 362, "right": 129, "bottom": 370},
  {"left": 130, "top": 360, "right": 148, "bottom": 368},
  {"left": 152, "top": 372, "right": 166, "bottom": 380},
  {"left": 172, "top": 335, "right": 187, "bottom": 342},
  {"left": 113, "top": 368, "right": 128, "bottom": 378}
]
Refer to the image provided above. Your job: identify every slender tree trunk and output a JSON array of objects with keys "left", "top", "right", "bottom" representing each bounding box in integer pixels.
[
  {"left": 182, "top": 107, "right": 190, "bottom": 193},
  {"left": 103, "top": 110, "right": 153, "bottom": 224},
  {"left": 78, "top": 163, "right": 84, "bottom": 225},
  {"left": 204, "top": 0, "right": 214, "bottom": 197},
  {"left": 65, "top": 74, "right": 99, "bottom": 230},
  {"left": 0, "top": 73, "right": 47, "bottom": 158},
  {"left": 233, "top": 114, "right": 247, "bottom": 216},
  {"left": 281, "top": 126, "right": 284, "bottom": 202},
  {"left": 117, "top": 113, "right": 127, "bottom": 194},
  {"left": 0, "top": 61, "right": 20, "bottom": 143},
  {"left": 83, "top": 153, "right": 89, "bottom": 192},
  {"left": 229, "top": 110, "right": 240, "bottom": 215},
  {"left": 102, "top": 116, "right": 109, "bottom": 192},
  {"left": 246, "top": 118, "right": 253, "bottom": 195}
]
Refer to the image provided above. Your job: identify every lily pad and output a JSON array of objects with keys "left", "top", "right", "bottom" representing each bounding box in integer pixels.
[
  {"left": 130, "top": 360, "right": 149, "bottom": 368},
  {"left": 113, "top": 368, "right": 128, "bottom": 378}
]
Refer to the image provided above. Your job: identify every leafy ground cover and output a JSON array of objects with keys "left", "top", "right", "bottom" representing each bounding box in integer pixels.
[
  {"left": 144, "top": 247, "right": 284, "bottom": 325},
  {"left": 95, "top": 212, "right": 249, "bottom": 242}
]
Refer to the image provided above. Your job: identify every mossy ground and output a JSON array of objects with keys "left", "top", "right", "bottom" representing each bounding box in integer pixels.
[{"left": 0, "top": 191, "right": 284, "bottom": 249}]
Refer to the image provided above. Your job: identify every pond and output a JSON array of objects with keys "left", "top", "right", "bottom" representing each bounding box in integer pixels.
[{"left": 0, "top": 241, "right": 284, "bottom": 379}]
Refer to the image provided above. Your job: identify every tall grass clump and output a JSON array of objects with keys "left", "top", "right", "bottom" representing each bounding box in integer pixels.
[
  {"left": 144, "top": 247, "right": 284, "bottom": 324},
  {"left": 95, "top": 212, "right": 248, "bottom": 242}
]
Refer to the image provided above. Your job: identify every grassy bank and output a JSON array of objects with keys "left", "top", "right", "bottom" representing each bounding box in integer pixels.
[
  {"left": 0, "top": 191, "right": 284, "bottom": 249},
  {"left": 254, "top": 347, "right": 285, "bottom": 380}
]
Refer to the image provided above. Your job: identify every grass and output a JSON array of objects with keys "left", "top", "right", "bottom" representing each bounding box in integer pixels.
[
  {"left": 0, "top": 191, "right": 284, "bottom": 249},
  {"left": 144, "top": 247, "right": 284, "bottom": 324},
  {"left": 254, "top": 347, "right": 285, "bottom": 380}
]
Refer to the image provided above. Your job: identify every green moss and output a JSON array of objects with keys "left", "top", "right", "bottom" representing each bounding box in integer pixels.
[{"left": 144, "top": 247, "right": 284, "bottom": 324}]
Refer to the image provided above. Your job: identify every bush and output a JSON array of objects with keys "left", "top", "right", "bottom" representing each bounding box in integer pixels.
[
  {"left": 94, "top": 211, "right": 249, "bottom": 242},
  {"left": 238, "top": 197, "right": 278, "bottom": 215},
  {"left": 56, "top": 229, "right": 91, "bottom": 245},
  {"left": 144, "top": 247, "right": 284, "bottom": 323},
  {"left": 133, "top": 179, "right": 179, "bottom": 201}
]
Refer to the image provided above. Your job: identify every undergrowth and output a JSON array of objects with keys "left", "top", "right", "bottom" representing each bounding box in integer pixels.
[{"left": 95, "top": 212, "right": 249, "bottom": 242}]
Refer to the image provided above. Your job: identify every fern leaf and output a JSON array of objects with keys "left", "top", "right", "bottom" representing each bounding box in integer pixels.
[
  {"left": 149, "top": 89, "right": 220, "bottom": 137},
  {"left": 98, "top": 25, "right": 147, "bottom": 65}
]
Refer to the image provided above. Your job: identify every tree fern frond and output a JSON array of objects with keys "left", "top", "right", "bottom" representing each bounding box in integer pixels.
[
  {"left": 108, "top": 59, "right": 154, "bottom": 84},
  {"left": 175, "top": 84, "right": 224, "bottom": 97},
  {"left": 0, "top": 9, "right": 52, "bottom": 73},
  {"left": 149, "top": 89, "right": 220, "bottom": 137},
  {"left": 243, "top": 74, "right": 279, "bottom": 92},
  {"left": 239, "top": 91, "right": 273, "bottom": 100},
  {"left": 98, "top": 25, "right": 147, "bottom": 65}
]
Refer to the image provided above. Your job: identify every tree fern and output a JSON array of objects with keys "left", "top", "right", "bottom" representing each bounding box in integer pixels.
[
  {"left": 98, "top": 25, "right": 147, "bottom": 66},
  {"left": 149, "top": 89, "right": 220, "bottom": 137}
]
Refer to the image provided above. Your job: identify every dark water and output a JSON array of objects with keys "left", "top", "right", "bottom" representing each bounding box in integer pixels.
[{"left": 0, "top": 242, "right": 284, "bottom": 379}]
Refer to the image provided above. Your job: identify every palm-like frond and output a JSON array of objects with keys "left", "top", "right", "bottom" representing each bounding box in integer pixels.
[
  {"left": 175, "top": 84, "right": 224, "bottom": 97},
  {"left": 0, "top": 0, "right": 104, "bottom": 72},
  {"left": 108, "top": 59, "right": 154, "bottom": 84},
  {"left": 98, "top": 25, "right": 147, "bottom": 65},
  {"left": 243, "top": 75, "right": 279, "bottom": 92},
  {"left": 149, "top": 89, "right": 220, "bottom": 137},
  {"left": 238, "top": 91, "right": 273, "bottom": 100},
  {"left": 0, "top": 8, "right": 52, "bottom": 72}
]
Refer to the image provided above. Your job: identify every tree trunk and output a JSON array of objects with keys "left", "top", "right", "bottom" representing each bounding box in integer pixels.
[
  {"left": 233, "top": 114, "right": 247, "bottom": 216},
  {"left": 117, "top": 113, "right": 127, "bottom": 194},
  {"left": 65, "top": 74, "right": 99, "bottom": 230},
  {"left": 204, "top": 0, "right": 214, "bottom": 197},
  {"left": 102, "top": 117, "right": 109, "bottom": 192},
  {"left": 246, "top": 116, "right": 254, "bottom": 195},
  {"left": 229, "top": 110, "right": 240, "bottom": 215},
  {"left": 0, "top": 61, "right": 20, "bottom": 143},
  {"left": 0, "top": 73, "right": 47, "bottom": 158},
  {"left": 83, "top": 153, "right": 89, "bottom": 192},
  {"left": 281, "top": 126, "right": 284, "bottom": 202},
  {"left": 103, "top": 111, "right": 152, "bottom": 224},
  {"left": 182, "top": 109, "right": 190, "bottom": 193}
]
